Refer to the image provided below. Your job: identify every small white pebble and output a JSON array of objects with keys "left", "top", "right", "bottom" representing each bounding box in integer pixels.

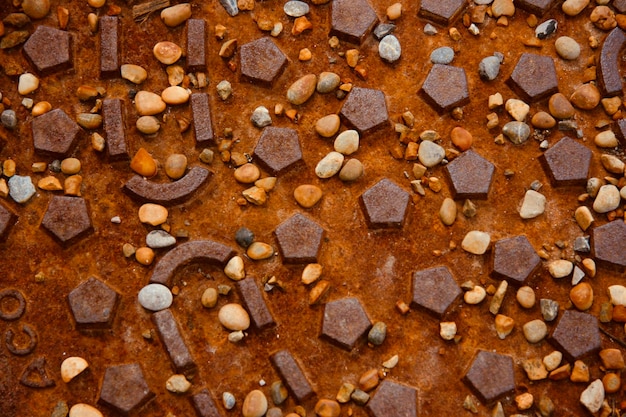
[{"left": 111, "top": 216, "right": 121, "bottom": 224}]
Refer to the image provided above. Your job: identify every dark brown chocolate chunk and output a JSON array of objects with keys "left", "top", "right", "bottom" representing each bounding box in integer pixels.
[
  {"left": 591, "top": 220, "right": 626, "bottom": 271},
  {"left": 0, "top": 288, "right": 26, "bottom": 321},
  {"left": 444, "top": 150, "right": 495, "bottom": 200},
  {"left": 237, "top": 277, "right": 275, "bottom": 330},
  {"left": 240, "top": 37, "right": 288, "bottom": 86},
  {"left": 186, "top": 19, "right": 207, "bottom": 71},
  {"left": 22, "top": 26, "right": 72, "bottom": 75},
  {"left": 411, "top": 266, "right": 461, "bottom": 318},
  {"left": 463, "top": 350, "right": 514, "bottom": 403},
  {"left": 99, "top": 363, "right": 155, "bottom": 415},
  {"left": 191, "top": 389, "right": 222, "bottom": 417},
  {"left": 549, "top": 310, "right": 601, "bottom": 361},
  {"left": 321, "top": 297, "right": 372, "bottom": 351},
  {"left": 515, "top": 0, "right": 557, "bottom": 16},
  {"left": 539, "top": 137, "right": 591, "bottom": 187},
  {"left": 615, "top": 0, "right": 626, "bottom": 13},
  {"left": 102, "top": 98, "right": 129, "bottom": 161},
  {"left": 366, "top": 380, "right": 418, "bottom": 417},
  {"left": 339, "top": 87, "right": 389, "bottom": 135},
  {"left": 32, "top": 109, "right": 81, "bottom": 157},
  {"left": 613, "top": 118, "right": 626, "bottom": 146},
  {"left": 507, "top": 53, "right": 558, "bottom": 102},
  {"left": 123, "top": 166, "right": 211, "bottom": 206},
  {"left": 0, "top": 202, "right": 17, "bottom": 242},
  {"left": 330, "top": 0, "right": 378, "bottom": 44},
  {"left": 360, "top": 178, "right": 410, "bottom": 229},
  {"left": 149, "top": 240, "right": 236, "bottom": 287},
  {"left": 419, "top": 0, "right": 466, "bottom": 25},
  {"left": 152, "top": 309, "right": 197, "bottom": 377},
  {"left": 420, "top": 64, "right": 470, "bottom": 113},
  {"left": 41, "top": 196, "right": 93, "bottom": 246},
  {"left": 5, "top": 323, "right": 38, "bottom": 356},
  {"left": 270, "top": 350, "right": 315, "bottom": 402},
  {"left": 19, "top": 356, "right": 55, "bottom": 388},
  {"left": 100, "top": 16, "right": 120, "bottom": 78},
  {"left": 274, "top": 213, "right": 324, "bottom": 264},
  {"left": 598, "top": 28, "right": 626, "bottom": 96},
  {"left": 253, "top": 127, "right": 303, "bottom": 175},
  {"left": 68, "top": 277, "right": 119, "bottom": 330},
  {"left": 491, "top": 235, "right": 541, "bottom": 285},
  {"left": 190, "top": 93, "right": 214, "bottom": 145}
]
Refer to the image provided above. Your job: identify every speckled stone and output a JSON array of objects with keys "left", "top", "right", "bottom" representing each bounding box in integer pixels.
[
  {"left": 138, "top": 283, "right": 172, "bottom": 311},
  {"left": 431, "top": 47, "right": 455, "bottom": 64}
]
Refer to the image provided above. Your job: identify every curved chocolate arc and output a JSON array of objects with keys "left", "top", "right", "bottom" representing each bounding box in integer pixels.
[
  {"left": 6, "top": 324, "right": 38, "bottom": 356},
  {"left": 123, "top": 166, "right": 211, "bottom": 206},
  {"left": 598, "top": 28, "right": 626, "bottom": 97}
]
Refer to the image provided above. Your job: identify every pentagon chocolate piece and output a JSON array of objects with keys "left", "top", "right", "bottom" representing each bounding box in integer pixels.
[
  {"left": 149, "top": 240, "right": 236, "bottom": 287},
  {"left": 366, "top": 380, "right": 418, "bottom": 417},
  {"left": 508, "top": 53, "right": 558, "bottom": 102},
  {"left": 360, "top": 178, "right": 410, "bottom": 229},
  {"left": 419, "top": 0, "right": 466, "bottom": 25},
  {"left": 274, "top": 213, "right": 324, "bottom": 263},
  {"left": 123, "top": 166, "right": 211, "bottom": 206},
  {"left": 590, "top": 220, "right": 626, "bottom": 271},
  {"left": 23, "top": 26, "right": 72, "bottom": 74},
  {"left": 253, "top": 127, "right": 302, "bottom": 175},
  {"left": 32, "top": 109, "right": 81, "bottom": 157},
  {"left": 516, "top": 0, "right": 558, "bottom": 16},
  {"left": 463, "top": 350, "right": 514, "bottom": 403},
  {"left": 190, "top": 93, "right": 214, "bottom": 145},
  {"left": 330, "top": 0, "right": 378, "bottom": 44},
  {"left": 99, "top": 363, "right": 155, "bottom": 415},
  {"left": 240, "top": 37, "right": 288, "bottom": 86},
  {"left": 270, "top": 350, "right": 315, "bottom": 402},
  {"left": 186, "top": 19, "right": 206, "bottom": 71},
  {"left": 152, "top": 309, "right": 197, "bottom": 376},
  {"left": 598, "top": 28, "right": 626, "bottom": 97},
  {"left": 237, "top": 277, "right": 275, "bottom": 329},
  {"left": 68, "top": 277, "right": 119, "bottom": 330},
  {"left": 539, "top": 137, "right": 591, "bottom": 186},
  {"left": 444, "top": 150, "right": 495, "bottom": 199},
  {"left": 321, "top": 297, "right": 372, "bottom": 350},
  {"left": 491, "top": 235, "right": 541, "bottom": 285},
  {"left": 191, "top": 389, "right": 222, "bottom": 417},
  {"left": 0, "top": 202, "right": 17, "bottom": 242},
  {"left": 411, "top": 266, "right": 461, "bottom": 318},
  {"left": 102, "top": 98, "right": 129, "bottom": 161},
  {"left": 41, "top": 196, "right": 93, "bottom": 246},
  {"left": 100, "top": 16, "right": 120, "bottom": 78},
  {"left": 420, "top": 64, "right": 469, "bottom": 113},
  {"left": 339, "top": 87, "right": 389, "bottom": 135},
  {"left": 548, "top": 310, "right": 601, "bottom": 361}
]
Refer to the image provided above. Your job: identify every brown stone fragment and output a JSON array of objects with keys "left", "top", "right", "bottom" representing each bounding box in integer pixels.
[
  {"left": 599, "top": 348, "right": 625, "bottom": 369},
  {"left": 570, "top": 360, "right": 590, "bottom": 382},
  {"left": 99, "top": 16, "right": 119, "bottom": 77},
  {"left": 549, "top": 363, "right": 571, "bottom": 380},
  {"left": 358, "top": 368, "right": 379, "bottom": 392},
  {"left": 270, "top": 350, "right": 315, "bottom": 402},
  {"left": 613, "top": 305, "right": 626, "bottom": 322},
  {"left": 152, "top": 309, "right": 197, "bottom": 377},
  {"left": 237, "top": 277, "right": 275, "bottom": 330}
]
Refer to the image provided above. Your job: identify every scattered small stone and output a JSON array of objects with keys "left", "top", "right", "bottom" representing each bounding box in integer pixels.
[
  {"left": 535, "top": 19, "right": 557, "bottom": 39},
  {"left": 374, "top": 23, "right": 396, "bottom": 40},
  {"left": 464, "top": 286, "right": 486, "bottom": 304},
  {"left": 547, "top": 259, "right": 573, "bottom": 278},
  {"left": 334, "top": 130, "right": 359, "bottom": 155},
  {"left": 379, "top": 35, "right": 401, "bottom": 63},
  {"left": 234, "top": 163, "right": 261, "bottom": 184},
  {"left": 235, "top": 227, "right": 255, "bottom": 248},
  {"left": 562, "top": 0, "right": 589, "bottom": 16},
  {"left": 358, "top": 368, "right": 379, "bottom": 392},
  {"left": 594, "top": 130, "right": 618, "bottom": 148},
  {"left": 543, "top": 351, "right": 563, "bottom": 371},
  {"left": 580, "top": 380, "right": 604, "bottom": 414},
  {"left": 520, "top": 189, "right": 546, "bottom": 219},
  {"left": 339, "top": 159, "right": 363, "bottom": 181},
  {"left": 146, "top": 230, "right": 176, "bottom": 249},
  {"left": 135, "top": 91, "right": 166, "bottom": 116},
  {"left": 439, "top": 321, "right": 457, "bottom": 340},
  {"left": 161, "top": 4, "right": 191, "bottom": 27},
  {"left": 571, "top": 360, "right": 590, "bottom": 382},
  {"left": 242, "top": 390, "right": 268, "bottom": 417},
  {"left": 418, "top": 140, "right": 445, "bottom": 167},
  {"left": 600, "top": 154, "right": 625, "bottom": 174},
  {"left": 489, "top": 280, "right": 508, "bottom": 315},
  {"left": 1, "top": 110, "right": 17, "bottom": 129},
  {"left": 503, "top": 121, "right": 531, "bottom": 144},
  {"left": 516, "top": 392, "right": 533, "bottom": 410},
  {"left": 284, "top": 0, "right": 309, "bottom": 17},
  {"left": 570, "top": 83, "right": 600, "bottom": 110},
  {"left": 516, "top": 286, "right": 535, "bottom": 308},
  {"left": 382, "top": 354, "right": 399, "bottom": 369},
  {"left": 540, "top": 299, "right": 559, "bottom": 321},
  {"left": 224, "top": 256, "right": 245, "bottom": 281},
  {"left": 317, "top": 72, "right": 341, "bottom": 93},
  {"left": 138, "top": 283, "right": 173, "bottom": 311},
  {"left": 573, "top": 237, "right": 590, "bottom": 253},
  {"left": 247, "top": 242, "right": 274, "bottom": 260},
  {"left": 351, "top": 389, "right": 370, "bottom": 406},
  {"left": 218, "top": 303, "right": 250, "bottom": 331},
  {"left": 336, "top": 382, "right": 355, "bottom": 403},
  {"left": 223, "top": 392, "right": 236, "bottom": 410},
  {"left": 251, "top": 106, "right": 272, "bottom": 128},
  {"left": 439, "top": 198, "right": 457, "bottom": 226},
  {"left": 368, "top": 321, "right": 387, "bottom": 345},
  {"left": 216, "top": 80, "right": 232, "bottom": 100},
  {"left": 430, "top": 47, "right": 454, "bottom": 64},
  {"left": 505, "top": 99, "right": 530, "bottom": 121},
  {"left": 165, "top": 154, "right": 187, "bottom": 180},
  {"left": 316, "top": 152, "right": 344, "bottom": 179},
  {"left": 18, "top": 73, "right": 39, "bottom": 95},
  {"left": 523, "top": 319, "right": 548, "bottom": 343},
  {"left": 242, "top": 186, "right": 267, "bottom": 205},
  {"left": 592, "top": 185, "right": 620, "bottom": 213},
  {"left": 61, "top": 357, "right": 89, "bottom": 383},
  {"left": 570, "top": 282, "right": 593, "bottom": 310},
  {"left": 495, "top": 314, "right": 514, "bottom": 339},
  {"left": 201, "top": 287, "right": 218, "bottom": 308},
  {"left": 166, "top": 374, "right": 191, "bottom": 393},
  {"left": 461, "top": 230, "right": 490, "bottom": 255},
  {"left": 424, "top": 23, "right": 438, "bottom": 35},
  {"left": 8, "top": 175, "right": 36, "bottom": 203},
  {"left": 153, "top": 41, "right": 182, "bottom": 65},
  {"left": 315, "top": 114, "right": 340, "bottom": 137},
  {"left": 523, "top": 357, "right": 548, "bottom": 380},
  {"left": 555, "top": 36, "right": 581, "bottom": 60},
  {"left": 479, "top": 56, "right": 501, "bottom": 80},
  {"left": 294, "top": 184, "right": 323, "bottom": 208},
  {"left": 287, "top": 74, "right": 316, "bottom": 105}
]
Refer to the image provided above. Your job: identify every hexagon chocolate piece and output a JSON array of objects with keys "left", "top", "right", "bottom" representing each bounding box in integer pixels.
[
  {"left": 32, "top": 109, "right": 81, "bottom": 157},
  {"left": 99, "top": 363, "right": 155, "bottom": 414},
  {"left": 507, "top": 53, "right": 558, "bottom": 102},
  {"left": 590, "top": 220, "right": 626, "bottom": 271},
  {"left": 463, "top": 350, "right": 515, "bottom": 403},
  {"left": 330, "top": 0, "right": 379, "bottom": 44},
  {"left": 411, "top": 266, "right": 461, "bottom": 318},
  {"left": 444, "top": 150, "right": 495, "bottom": 200},
  {"left": 366, "top": 380, "right": 418, "bottom": 417},
  {"left": 419, "top": 0, "right": 466, "bottom": 25},
  {"left": 274, "top": 213, "right": 324, "bottom": 264},
  {"left": 254, "top": 127, "right": 302, "bottom": 175},
  {"left": 339, "top": 87, "right": 389, "bottom": 135},
  {"left": 539, "top": 137, "right": 591, "bottom": 187},
  {"left": 0, "top": 203, "right": 17, "bottom": 242},
  {"left": 420, "top": 64, "right": 469, "bottom": 113},
  {"left": 321, "top": 297, "right": 372, "bottom": 351},
  {"left": 491, "top": 235, "right": 541, "bottom": 285},
  {"left": 41, "top": 196, "right": 93, "bottom": 246},
  {"left": 360, "top": 178, "right": 410, "bottom": 229},
  {"left": 240, "top": 37, "right": 288, "bottom": 87},
  {"left": 23, "top": 26, "right": 72, "bottom": 74},
  {"left": 68, "top": 277, "right": 119, "bottom": 330},
  {"left": 548, "top": 310, "right": 601, "bottom": 361}
]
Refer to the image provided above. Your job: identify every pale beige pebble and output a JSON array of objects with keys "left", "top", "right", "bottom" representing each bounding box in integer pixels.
[
  {"left": 22, "top": 0, "right": 51, "bottom": 19},
  {"left": 346, "top": 49, "right": 359, "bottom": 67},
  {"left": 88, "top": 13, "right": 98, "bottom": 32},
  {"left": 242, "top": 186, "right": 267, "bottom": 205},
  {"left": 593, "top": 184, "right": 621, "bottom": 213},
  {"left": 382, "top": 354, "right": 399, "bottom": 369},
  {"left": 492, "top": 0, "right": 515, "bottom": 17},
  {"left": 387, "top": 2, "right": 402, "bottom": 20},
  {"left": 255, "top": 177, "right": 277, "bottom": 191},
  {"left": 18, "top": 73, "right": 39, "bottom": 95},
  {"left": 218, "top": 303, "right": 250, "bottom": 331},
  {"left": 135, "top": 91, "right": 166, "bottom": 116},
  {"left": 166, "top": 65, "right": 185, "bottom": 86},
  {"left": 562, "top": 0, "right": 589, "bottom": 16},
  {"left": 69, "top": 404, "right": 103, "bottom": 417},
  {"left": 316, "top": 152, "right": 344, "bottom": 178},
  {"left": 490, "top": 280, "right": 508, "bottom": 315},
  {"left": 575, "top": 206, "right": 594, "bottom": 231},
  {"left": 163, "top": 154, "right": 187, "bottom": 180},
  {"left": 166, "top": 374, "right": 192, "bottom": 393},
  {"left": 439, "top": 197, "right": 457, "bottom": 226},
  {"left": 570, "top": 84, "right": 601, "bottom": 110},
  {"left": 91, "top": 132, "right": 105, "bottom": 152},
  {"left": 505, "top": 99, "right": 530, "bottom": 121},
  {"left": 580, "top": 379, "right": 605, "bottom": 414},
  {"left": 247, "top": 242, "right": 274, "bottom": 260},
  {"left": 138, "top": 203, "right": 168, "bottom": 226},
  {"left": 136, "top": 116, "right": 161, "bottom": 134},
  {"left": 161, "top": 86, "right": 190, "bottom": 105},
  {"left": 448, "top": 27, "right": 461, "bottom": 40},
  {"left": 61, "top": 357, "right": 89, "bottom": 383},
  {"left": 302, "top": 263, "right": 323, "bottom": 284},
  {"left": 548, "top": 259, "right": 574, "bottom": 278},
  {"left": 601, "top": 96, "right": 622, "bottom": 115},
  {"left": 315, "top": 114, "right": 340, "bottom": 137},
  {"left": 523, "top": 358, "right": 548, "bottom": 380},
  {"left": 153, "top": 41, "right": 183, "bottom": 65},
  {"left": 0, "top": 179, "right": 8, "bottom": 198},
  {"left": 461, "top": 230, "right": 490, "bottom": 255},
  {"left": 135, "top": 247, "right": 155, "bottom": 265},
  {"left": 77, "top": 113, "right": 103, "bottom": 130},
  {"left": 555, "top": 36, "right": 581, "bottom": 60},
  {"left": 64, "top": 175, "right": 82, "bottom": 196},
  {"left": 201, "top": 287, "right": 218, "bottom": 308},
  {"left": 87, "top": 0, "right": 106, "bottom": 7},
  {"left": 287, "top": 74, "right": 317, "bottom": 105},
  {"left": 224, "top": 256, "right": 245, "bottom": 281},
  {"left": 38, "top": 176, "right": 63, "bottom": 191},
  {"left": 520, "top": 189, "right": 546, "bottom": 219},
  {"left": 464, "top": 285, "right": 486, "bottom": 304},
  {"left": 609, "top": 285, "right": 626, "bottom": 306},
  {"left": 271, "top": 22, "right": 283, "bottom": 37},
  {"left": 523, "top": 319, "right": 548, "bottom": 343},
  {"left": 595, "top": 130, "right": 618, "bottom": 147},
  {"left": 489, "top": 92, "right": 504, "bottom": 109},
  {"left": 543, "top": 351, "right": 563, "bottom": 371},
  {"left": 294, "top": 184, "right": 322, "bottom": 208},
  {"left": 570, "top": 282, "right": 593, "bottom": 310},
  {"left": 31, "top": 101, "right": 52, "bottom": 116},
  {"left": 516, "top": 392, "right": 534, "bottom": 410},
  {"left": 439, "top": 321, "right": 457, "bottom": 340},
  {"left": 334, "top": 130, "right": 359, "bottom": 155},
  {"left": 582, "top": 258, "right": 596, "bottom": 278},
  {"left": 516, "top": 286, "right": 536, "bottom": 308},
  {"left": 121, "top": 64, "right": 148, "bottom": 84},
  {"left": 31, "top": 162, "right": 47, "bottom": 173},
  {"left": 161, "top": 3, "right": 191, "bottom": 27},
  {"left": 234, "top": 163, "right": 261, "bottom": 184},
  {"left": 600, "top": 155, "right": 625, "bottom": 174},
  {"left": 61, "top": 158, "right": 81, "bottom": 175},
  {"left": 495, "top": 314, "right": 514, "bottom": 339},
  {"left": 338, "top": 159, "right": 363, "bottom": 181},
  {"left": 242, "top": 390, "right": 268, "bottom": 417}
]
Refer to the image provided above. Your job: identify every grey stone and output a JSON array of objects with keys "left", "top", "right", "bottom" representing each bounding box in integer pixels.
[
  {"left": 219, "top": 0, "right": 238, "bottom": 16},
  {"left": 222, "top": 392, "right": 236, "bottom": 410},
  {"left": 8, "top": 175, "right": 36, "bottom": 204},
  {"left": 1, "top": 109, "right": 17, "bottom": 129},
  {"left": 572, "top": 266, "right": 585, "bottom": 285},
  {"left": 573, "top": 236, "right": 590, "bottom": 252},
  {"left": 284, "top": 1, "right": 309, "bottom": 17},
  {"left": 251, "top": 106, "right": 272, "bottom": 128},
  {"left": 368, "top": 322, "right": 387, "bottom": 345},
  {"left": 317, "top": 72, "right": 341, "bottom": 93},
  {"left": 351, "top": 389, "right": 370, "bottom": 406},
  {"left": 430, "top": 47, "right": 455, "bottom": 64},
  {"left": 479, "top": 56, "right": 501, "bottom": 81},
  {"left": 146, "top": 230, "right": 176, "bottom": 248},
  {"left": 503, "top": 121, "right": 531, "bottom": 144},
  {"left": 138, "top": 283, "right": 173, "bottom": 311},
  {"left": 424, "top": 23, "right": 438, "bottom": 35},
  {"left": 540, "top": 299, "right": 559, "bottom": 322},
  {"left": 374, "top": 23, "right": 396, "bottom": 40},
  {"left": 216, "top": 80, "right": 232, "bottom": 100},
  {"left": 535, "top": 19, "right": 557, "bottom": 39},
  {"left": 235, "top": 227, "right": 255, "bottom": 248},
  {"left": 379, "top": 35, "right": 401, "bottom": 63}
]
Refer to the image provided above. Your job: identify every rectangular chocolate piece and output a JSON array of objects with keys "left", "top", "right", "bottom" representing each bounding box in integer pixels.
[
  {"left": 186, "top": 19, "right": 207, "bottom": 71},
  {"left": 270, "top": 350, "right": 314, "bottom": 402},
  {"left": 102, "top": 98, "right": 129, "bottom": 160},
  {"left": 100, "top": 16, "right": 120, "bottom": 77},
  {"left": 190, "top": 93, "right": 214, "bottom": 145},
  {"left": 237, "top": 277, "right": 275, "bottom": 330},
  {"left": 152, "top": 309, "right": 197, "bottom": 377},
  {"left": 191, "top": 389, "right": 222, "bottom": 417}
]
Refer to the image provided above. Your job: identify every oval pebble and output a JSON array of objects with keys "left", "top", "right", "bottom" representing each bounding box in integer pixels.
[
  {"left": 479, "top": 56, "right": 501, "bottom": 81},
  {"left": 219, "top": 303, "right": 250, "bottom": 331},
  {"left": 138, "top": 283, "right": 173, "bottom": 311},
  {"left": 294, "top": 184, "right": 323, "bottom": 208},
  {"left": 201, "top": 287, "right": 218, "bottom": 308},
  {"left": 439, "top": 197, "right": 457, "bottom": 226},
  {"left": 242, "top": 390, "right": 268, "bottom": 417},
  {"left": 450, "top": 127, "right": 472, "bottom": 151},
  {"left": 235, "top": 227, "right": 255, "bottom": 248},
  {"left": 464, "top": 286, "right": 486, "bottom": 304},
  {"left": 135, "top": 91, "right": 166, "bottom": 116},
  {"left": 146, "top": 230, "right": 176, "bottom": 248},
  {"left": 368, "top": 322, "right": 387, "bottom": 345},
  {"left": 284, "top": 0, "right": 309, "bottom": 17},
  {"left": 135, "top": 247, "right": 155, "bottom": 265},
  {"left": 161, "top": 86, "right": 190, "bottom": 105},
  {"left": 418, "top": 140, "right": 445, "bottom": 167},
  {"left": 18, "top": 73, "right": 39, "bottom": 95},
  {"left": 555, "top": 36, "right": 580, "bottom": 60},
  {"left": 535, "top": 19, "right": 557, "bottom": 39},
  {"left": 315, "top": 114, "right": 340, "bottom": 137},
  {"left": 570, "top": 84, "right": 600, "bottom": 110},
  {"left": 334, "top": 130, "right": 359, "bottom": 155},
  {"left": 548, "top": 259, "right": 574, "bottom": 278},
  {"left": 8, "top": 175, "right": 35, "bottom": 204},
  {"left": 153, "top": 41, "right": 182, "bottom": 65},
  {"left": 224, "top": 256, "right": 245, "bottom": 281},
  {"left": 121, "top": 64, "right": 148, "bottom": 84},
  {"left": 287, "top": 74, "right": 316, "bottom": 105},
  {"left": 161, "top": 3, "right": 191, "bottom": 27},
  {"left": 234, "top": 163, "right": 261, "bottom": 184},
  {"left": 165, "top": 154, "right": 187, "bottom": 179},
  {"left": 593, "top": 185, "right": 620, "bottom": 213},
  {"left": 69, "top": 404, "right": 103, "bottom": 417},
  {"left": 531, "top": 111, "right": 556, "bottom": 129},
  {"left": 22, "top": 0, "right": 50, "bottom": 19},
  {"left": 502, "top": 121, "right": 530, "bottom": 144},
  {"left": 562, "top": 0, "right": 589, "bottom": 16},
  {"left": 548, "top": 93, "right": 575, "bottom": 119},
  {"left": 516, "top": 286, "right": 536, "bottom": 308},
  {"left": 339, "top": 159, "right": 364, "bottom": 181},
  {"left": 461, "top": 230, "right": 490, "bottom": 255},
  {"left": 247, "top": 242, "right": 274, "bottom": 260},
  {"left": 223, "top": 392, "right": 236, "bottom": 410},
  {"left": 523, "top": 319, "right": 548, "bottom": 343},
  {"left": 316, "top": 152, "right": 344, "bottom": 178},
  {"left": 379, "top": 34, "right": 401, "bottom": 63},
  {"left": 594, "top": 131, "right": 618, "bottom": 147},
  {"left": 317, "top": 72, "right": 341, "bottom": 93},
  {"left": 139, "top": 203, "right": 168, "bottom": 225},
  {"left": 570, "top": 282, "right": 593, "bottom": 310},
  {"left": 430, "top": 47, "right": 454, "bottom": 64},
  {"left": 61, "top": 158, "right": 81, "bottom": 175}
]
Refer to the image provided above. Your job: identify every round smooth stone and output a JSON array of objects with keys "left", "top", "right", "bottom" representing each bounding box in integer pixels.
[
  {"left": 121, "top": 64, "right": 148, "bottom": 84},
  {"left": 516, "top": 286, "right": 536, "bottom": 308},
  {"left": 418, "top": 140, "right": 445, "bottom": 167},
  {"left": 502, "top": 121, "right": 530, "bottom": 144},
  {"left": 570, "top": 282, "right": 593, "bottom": 310},
  {"left": 450, "top": 127, "right": 472, "bottom": 150},
  {"left": 562, "top": 0, "right": 589, "bottom": 16},
  {"left": 61, "top": 357, "right": 89, "bottom": 383},
  {"left": 242, "top": 390, "right": 268, "bottom": 417},
  {"left": 165, "top": 154, "right": 187, "bottom": 179},
  {"left": 247, "top": 242, "right": 274, "bottom": 260},
  {"left": 161, "top": 86, "right": 190, "bottom": 105},
  {"left": 251, "top": 106, "right": 272, "bottom": 128},
  {"left": 379, "top": 35, "right": 401, "bottom": 63},
  {"left": 430, "top": 46, "right": 454, "bottom": 64},
  {"left": 135, "top": 91, "right": 166, "bottom": 116},
  {"left": 594, "top": 131, "right": 618, "bottom": 147},
  {"left": 334, "top": 130, "right": 360, "bottom": 155},
  {"left": 219, "top": 304, "right": 250, "bottom": 331},
  {"left": 284, "top": 0, "right": 309, "bottom": 17},
  {"left": 1, "top": 110, "right": 17, "bottom": 129},
  {"left": 548, "top": 93, "right": 575, "bottom": 119},
  {"left": 461, "top": 230, "right": 490, "bottom": 255},
  {"left": 523, "top": 319, "right": 548, "bottom": 343},
  {"left": 235, "top": 227, "right": 255, "bottom": 248},
  {"left": 161, "top": 3, "right": 191, "bottom": 27},
  {"left": 201, "top": 288, "right": 218, "bottom": 308},
  {"left": 8, "top": 175, "right": 35, "bottom": 204},
  {"left": 22, "top": 0, "right": 50, "bottom": 19},
  {"left": 555, "top": 36, "right": 580, "bottom": 60},
  {"left": 18, "top": 73, "right": 39, "bottom": 95},
  {"left": 234, "top": 163, "right": 261, "bottom": 184},
  {"left": 315, "top": 152, "right": 344, "bottom": 178},
  {"left": 439, "top": 198, "right": 457, "bottom": 226},
  {"left": 531, "top": 111, "right": 556, "bottom": 129},
  {"left": 138, "top": 283, "right": 173, "bottom": 311},
  {"left": 317, "top": 72, "right": 341, "bottom": 93},
  {"left": 139, "top": 203, "right": 168, "bottom": 226},
  {"left": 479, "top": 56, "right": 500, "bottom": 80},
  {"left": 339, "top": 159, "right": 364, "bottom": 181},
  {"left": 69, "top": 404, "right": 103, "bottom": 417},
  {"left": 570, "top": 84, "right": 600, "bottom": 110},
  {"left": 464, "top": 286, "right": 486, "bottom": 304},
  {"left": 287, "top": 74, "right": 316, "bottom": 105},
  {"left": 61, "top": 158, "right": 81, "bottom": 174},
  {"left": 315, "top": 114, "right": 340, "bottom": 137},
  {"left": 593, "top": 185, "right": 620, "bottom": 213},
  {"left": 153, "top": 41, "right": 182, "bottom": 65},
  {"left": 294, "top": 184, "right": 323, "bottom": 208},
  {"left": 548, "top": 259, "right": 574, "bottom": 278}
]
